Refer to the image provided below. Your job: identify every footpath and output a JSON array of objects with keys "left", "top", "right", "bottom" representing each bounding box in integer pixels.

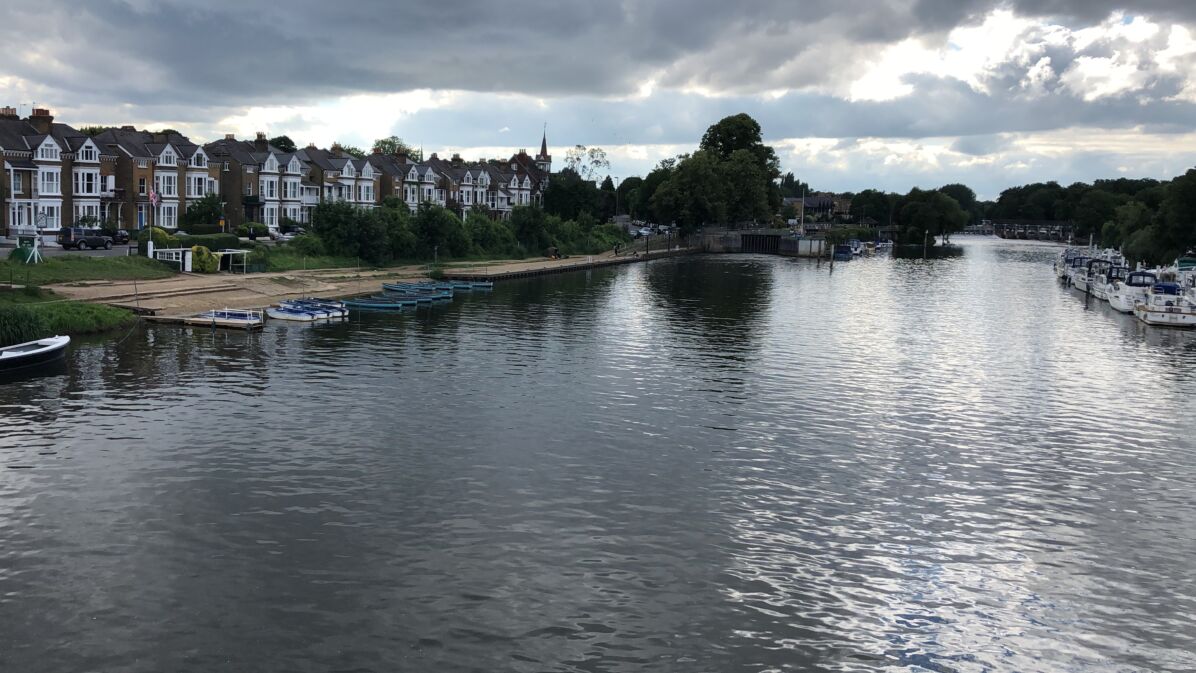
[{"left": 47, "top": 247, "right": 691, "bottom": 316}]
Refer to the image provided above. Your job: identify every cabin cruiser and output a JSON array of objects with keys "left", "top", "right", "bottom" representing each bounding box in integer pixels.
[
  {"left": 1107, "top": 271, "right": 1157, "bottom": 313},
  {"left": 1092, "top": 265, "right": 1128, "bottom": 302},
  {"left": 1072, "top": 259, "right": 1109, "bottom": 294},
  {"left": 1063, "top": 255, "right": 1090, "bottom": 285},
  {"left": 1055, "top": 249, "right": 1084, "bottom": 280},
  {"left": 1133, "top": 283, "right": 1196, "bottom": 327}
]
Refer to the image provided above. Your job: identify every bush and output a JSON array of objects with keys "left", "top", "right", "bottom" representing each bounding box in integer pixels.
[
  {"left": 190, "top": 246, "right": 219, "bottom": 273},
  {"left": 286, "top": 233, "right": 327, "bottom": 257},
  {"left": 236, "top": 222, "right": 270, "bottom": 237},
  {"left": 178, "top": 222, "right": 224, "bottom": 235},
  {"left": 177, "top": 233, "right": 241, "bottom": 252},
  {"left": 414, "top": 204, "right": 471, "bottom": 258},
  {"left": 311, "top": 201, "right": 388, "bottom": 264},
  {"left": 137, "top": 227, "right": 181, "bottom": 255},
  {"left": 0, "top": 305, "right": 50, "bottom": 348},
  {"left": 466, "top": 211, "right": 523, "bottom": 257},
  {"left": 8, "top": 247, "right": 34, "bottom": 262}
]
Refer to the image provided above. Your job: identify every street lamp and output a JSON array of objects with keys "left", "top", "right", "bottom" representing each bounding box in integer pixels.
[{"left": 612, "top": 176, "right": 620, "bottom": 217}]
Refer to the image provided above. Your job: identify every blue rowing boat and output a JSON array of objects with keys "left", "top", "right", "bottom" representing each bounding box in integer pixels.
[{"left": 343, "top": 296, "right": 418, "bottom": 310}]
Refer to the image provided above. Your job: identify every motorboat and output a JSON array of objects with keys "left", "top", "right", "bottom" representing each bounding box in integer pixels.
[
  {"left": 1092, "top": 265, "right": 1128, "bottom": 302},
  {"left": 1055, "top": 249, "right": 1083, "bottom": 280},
  {"left": 1063, "top": 255, "right": 1090, "bottom": 285},
  {"left": 1107, "top": 270, "right": 1157, "bottom": 313},
  {"left": 832, "top": 244, "right": 853, "bottom": 261},
  {"left": 0, "top": 335, "right": 70, "bottom": 372},
  {"left": 183, "top": 309, "right": 264, "bottom": 329},
  {"left": 1133, "top": 283, "right": 1196, "bottom": 327},
  {"left": 1072, "top": 258, "right": 1104, "bottom": 294}
]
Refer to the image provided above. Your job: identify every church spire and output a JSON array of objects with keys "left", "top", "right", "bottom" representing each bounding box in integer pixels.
[
  {"left": 535, "top": 123, "right": 551, "bottom": 173},
  {"left": 539, "top": 123, "right": 548, "bottom": 159}
]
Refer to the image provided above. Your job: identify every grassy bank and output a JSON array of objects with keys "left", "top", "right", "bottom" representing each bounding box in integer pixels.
[
  {"left": 0, "top": 287, "right": 137, "bottom": 346},
  {"left": 265, "top": 252, "right": 367, "bottom": 272},
  {"left": 0, "top": 255, "right": 175, "bottom": 286}
]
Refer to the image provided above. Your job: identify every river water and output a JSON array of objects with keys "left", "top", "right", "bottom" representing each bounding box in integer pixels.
[{"left": 1, "top": 238, "right": 1194, "bottom": 672}]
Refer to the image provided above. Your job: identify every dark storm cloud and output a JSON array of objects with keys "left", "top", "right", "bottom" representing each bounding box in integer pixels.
[{"left": 2, "top": 0, "right": 1193, "bottom": 108}]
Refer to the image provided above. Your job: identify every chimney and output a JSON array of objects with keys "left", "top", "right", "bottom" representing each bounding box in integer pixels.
[
  {"left": 225, "top": 133, "right": 236, "bottom": 141},
  {"left": 0, "top": 106, "right": 18, "bottom": 120},
  {"left": 307, "top": 142, "right": 317, "bottom": 150},
  {"left": 152, "top": 132, "right": 169, "bottom": 144},
  {"left": 120, "top": 125, "right": 136, "bottom": 131},
  {"left": 429, "top": 152, "right": 438, "bottom": 160},
  {"left": 254, "top": 131, "right": 268, "bottom": 152},
  {"left": 451, "top": 153, "right": 462, "bottom": 166},
  {"left": 396, "top": 152, "right": 409, "bottom": 164},
  {"left": 28, "top": 108, "right": 54, "bottom": 135}
]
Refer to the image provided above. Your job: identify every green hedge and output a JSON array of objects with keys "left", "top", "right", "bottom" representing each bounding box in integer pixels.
[
  {"left": 0, "top": 305, "right": 51, "bottom": 348},
  {"left": 177, "top": 233, "right": 241, "bottom": 251},
  {"left": 236, "top": 222, "right": 270, "bottom": 237},
  {"left": 178, "top": 222, "right": 225, "bottom": 235},
  {"left": 136, "top": 227, "right": 181, "bottom": 255}
]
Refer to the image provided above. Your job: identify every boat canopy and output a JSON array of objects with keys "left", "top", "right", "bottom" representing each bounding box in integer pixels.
[
  {"left": 1152, "top": 282, "right": 1182, "bottom": 294},
  {"left": 1127, "top": 272, "right": 1157, "bottom": 286}
]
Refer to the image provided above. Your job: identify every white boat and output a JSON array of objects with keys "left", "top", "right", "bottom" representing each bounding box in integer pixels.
[
  {"left": 1072, "top": 259, "right": 1098, "bottom": 293},
  {"left": 183, "top": 309, "right": 264, "bottom": 329},
  {"left": 1108, "top": 271, "right": 1157, "bottom": 313},
  {"left": 280, "top": 299, "right": 347, "bottom": 319},
  {"left": 1063, "top": 255, "right": 1090, "bottom": 285},
  {"left": 1092, "top": 265, "right": 1128, "bottom": 302},
  {"left": 0, "top": 335, "right": 70, "bottom": 372},
  {"left": 1055, "top": 249, "right": 1083, "bottom": 280},
  {"left": 266, "top": 306, "right": 324, "bottom": 321},
  {"left": 1133, "top": 283, "right": 1196, "bottom": 327}
]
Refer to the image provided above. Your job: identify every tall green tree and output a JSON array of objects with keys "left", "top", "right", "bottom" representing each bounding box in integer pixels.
[
  {"left": 336, "top": 144, "right": 367, "bottom": 159},
  {"left": 563, "top": 146, "right": 611, "bottom": 182},
  {"left": 413, "top": 204, "right": 471, "bottom": 258},
  {"left": 651, "top": 151, "right": 726, "bottom": 234},
  {"left": 543, "top": 169, "right": 602, "bottom": 220},
  {"left": 896, "top": 189, "right": 968, "bottom": 245},
  {"left": 372, "top": 135, "right": 422, "bottom": 160},
  {"left": 269, "top": 135, "right": 297, "bottom": 152},
  {"left": 699, "top": 113, "right": 780, "bottom": 179},
  {"left": 181, "top": 194, "right": 224, "bottom": 227},
  {"left": 311, "top": 201, "right": 389, "bottom": 264}
]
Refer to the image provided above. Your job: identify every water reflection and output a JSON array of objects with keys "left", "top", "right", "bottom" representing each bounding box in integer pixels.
[{"left": 1, "top": 238, "right": 1194, "bottom": 672}]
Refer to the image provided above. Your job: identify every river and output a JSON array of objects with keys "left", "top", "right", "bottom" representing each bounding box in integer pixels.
[{"left": 2, "top": 238, "right": 1194, "bottom": 672}]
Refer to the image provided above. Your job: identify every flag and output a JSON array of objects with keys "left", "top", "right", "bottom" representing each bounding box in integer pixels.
[{"left": 149, "top": 186, "right": 161, "bottom": 207}]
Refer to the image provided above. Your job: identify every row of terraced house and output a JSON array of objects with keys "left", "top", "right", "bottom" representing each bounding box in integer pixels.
[{"left": 1, "top": 106, "right": 553, "bottom": 243}]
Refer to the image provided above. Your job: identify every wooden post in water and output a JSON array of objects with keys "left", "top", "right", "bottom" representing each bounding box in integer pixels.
[{"left": 923, "top": 230, "right": 929, "bottom": 260}]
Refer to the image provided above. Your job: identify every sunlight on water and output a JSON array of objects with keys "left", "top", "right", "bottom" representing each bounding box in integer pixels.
[{"left": 1, "top": 239, "right": 1194, "bottom": 672}]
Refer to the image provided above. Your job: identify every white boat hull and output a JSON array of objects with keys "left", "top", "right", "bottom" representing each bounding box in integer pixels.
[
  {"left": 1134, "top": 304, "right": 1196, "bottom": 327},
  {"left": 1107, "top": 289, "right": 1141, "bottom": 313},
  {"left": 266, "top": 307, "right": 321, "bottom": 321}
]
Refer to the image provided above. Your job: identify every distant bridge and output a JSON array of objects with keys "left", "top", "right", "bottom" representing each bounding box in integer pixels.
[{"left": 990, "top": 219, "right": 1074, "bottom": 242}]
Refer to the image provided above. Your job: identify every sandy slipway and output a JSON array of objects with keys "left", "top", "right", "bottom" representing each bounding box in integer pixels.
[{"left": 45, "top": 250, "right": 673, "bottom": 316}]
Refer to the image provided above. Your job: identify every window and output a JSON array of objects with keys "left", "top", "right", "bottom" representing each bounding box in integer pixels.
[
  {"left": 73, "top": 170, "right": 99, "bottom": 195},
  {"left": 260, "top": 178, "right": 277, "bottom": 199},
  {"left": 79, "top": 146, "right": 97, "bottom": 162},
  {"left": 74, "top": 203, "right": 100, "bottom": 222},
  {"left": 187, "top": 175, "right": 207, "bottom": 198},
  {"left": 246, "top": 181, "right": 254, "bottom": 196},
  {"left": 156, "top": 203, "right": 178, "bottom": 228},
  {"left": 11, "top": 173, "right": 22, "bottom": 194},
  {"left": 263, "top": 206, "right": 278, "bottom": 227},
  {"left": 191, "top": 153, "right": 207, "bottom": 168},
  {"left": 159, "top": 151, "right": 176, "bottom": 167},
  {"left": 37, "top": 204, "right": 60, "bottom": 229},
  {"left": 37, "top": 142, "right": 60, "bottom": 161},
  {"left": 154, "top": 174, "right": 177, "bottom": 197},
  {"left": 138, "top": 177, "right": 147, "bottom": 195},
  {"left": 39, "top": 169, "right": 61, "bottom": 195},
  {"left": 223, "top": 161, "right": 230, "bottom": 172}
]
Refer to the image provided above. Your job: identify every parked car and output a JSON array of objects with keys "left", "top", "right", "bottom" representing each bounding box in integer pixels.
[
  {"left": 103, "top": 229, "right": 131, "bottom": 244},
  {"left": 637, "top": 227, "right": 653, "bottom": 237},
  {"left": 57, "top": 227, "right": 113, "bottom": 250}
]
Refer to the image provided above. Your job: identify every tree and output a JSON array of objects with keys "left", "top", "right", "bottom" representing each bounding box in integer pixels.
[
  {"left": 413, "top": 204, "right": 471, "bottom": 258},
  {"left": 181, "top": 194, "right": 224, "bottom": 227},
  {"left": 311, "top": 201, "right": 389, "bottom": 264},
  {"left": 1158, "top": 169, "right": 1196, "bottom": 260},
  {"left": 850, "top": 190, "right": 897, "bottom": 225},
  {"left": 563, "top": 145, "right": 611, "bottom": 182},
  {"left": 651, "top": 151, "right": 725, "bottom": 234},
  {"left": 510, "top": 206, "right": 552, "bottom": 253},
  {"left": 371, "top": 204, "right": 416, "bottom": 260},
  {"left": 336, "top": 144, "right": 366, "bottom": 159},
  {"left": 77, "top": 125, "right": 106, "bottom": 137},
  {"left": 895, "top": 189, "right": 967, "bottom": 245},
  {"left": 615, "top": 176, "right": 643, "bottom": 217},
  {"left": 720, "top": 149, "right": 771, "bottom": 225},
  {"left": 269, "top": 135, "right": 297, "bottom": 153},
  {"left": 372, "top": 135, "right": 422, "bottom": 160},
  {"left": 543, "top": 168, "right": 601, "bottom": 220},
  {"left": 465, "top": 210, "right": 521, "bottom": 257},
  {"left": 778, "top": 172, "right": 812, "bottom": 198},
  {"left": 699, "top": 113, "right": 780, "bottom": 180}
]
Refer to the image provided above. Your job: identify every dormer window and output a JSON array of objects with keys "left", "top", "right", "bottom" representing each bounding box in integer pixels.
[
  {"left": 159, "top": 150, "right": 176, "bottom": 166},
  {"left": 78, "top": 145, "right": 97, "bottom": 162},
  {"left": 37, "top": 142, "right": 60, "bottom": 161},
  {"left": 191, "top": 153, "right": 207, "bottom": 168}
]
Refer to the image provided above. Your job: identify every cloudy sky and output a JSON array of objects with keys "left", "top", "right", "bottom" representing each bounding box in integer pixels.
[{"left": 3, "top": 0, "right": 1196, "bottom": 198}]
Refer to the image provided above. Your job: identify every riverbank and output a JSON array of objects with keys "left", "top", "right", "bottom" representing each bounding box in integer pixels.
[
  {"left": 0, "top": 255, "right": 175, "bottom": 286},
  {"left": 0, "top": 287, "right": 137, "bottom": 345},
  {"left": 44, "top": 247, "right": 694, "bottom": 316}
]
